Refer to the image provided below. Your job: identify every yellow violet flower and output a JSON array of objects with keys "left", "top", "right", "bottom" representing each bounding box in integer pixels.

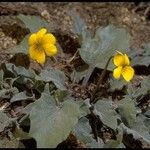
[
  {"left": 113, "top": 51, "right": 134, "bottom": 82},
  {"left": 28, "top": 28, "right": 57, "bottom": 64}
]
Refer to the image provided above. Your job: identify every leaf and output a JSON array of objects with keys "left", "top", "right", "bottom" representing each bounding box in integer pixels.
[
  {"left": 10, "top": 91, "right": 33, "bottom": 103},
  {"left": 9, "top": 34, "right": 30, "bottom": 54},
  {"left": 54, "top": 89, "right": 71, "bottom": 103},
  {"left": 4, "top": 63, "right": 36, "bottom": 79},
  {"left": 108, "top": 75, "right": 128, "bottom": 91},
  {"left": 43, "top": 83, "right": 51, "bottom": 95},
  {"left": 117, "top": 97, "right": 137, "bottom": 128},
  {"left": 73, "top": 117, "right": 103, "bottom": 148},
  {"left": 17, "top": 14, "right": 53, "bottom": 33},
  {"left": 0, "top": 87, "right": 19, "bottom": 99},
  {"left": 120, "top": 120, "right": 150, "bottom": 146},
  {"left": 29, "top": 93, "right": 80, "bottom": 148},
  {"left": 95, "top": 98, "right": 119, "bottom": 130},
  {"left": 144, "top": 108, "right": 150, "bottom": 118},
  {"left": 131, "top": 114, "right": 150, "bottom": 141},
  {"left": 79, "top": 25, "right": 130, "bottom": 70},
  {"left": 32, "top": 80, "right": 45, "bottom": 93},
  {"left": 143, "top": 116, "right": 150, "bottom": 131},
  {"left": 35, "top": 68, "right": 66, "bottom": 90},
  {"left": 78, "top": 99, "right": 91, "bottom": 118},
  {"left": 0, "top": 70, "right": 4, "bottom": 81},
  {"left": 70, "top": 11, "right": 87, "bottom": 35},
  {"left": 70, "top": 64, "right": 89, "bottom": 83},
  {"left": 130, "top": 43, "right": 150, "bottom": 67},
  {"left": 0, "top": 110, "right": 11, "bottom": 132},
  {"left": 69, "top": 11, "right": 91, "bottom": 41},
  {"left": 104, "top": 126, "right": 125, "bottom": 148},
  {"left": 104, "top": 140, "right": 125, "bottom": 148},
  {"left": 127, "top": 76, "right": 150, "bottom": 100},
  {"left": 139, "top": 76, "right": 150, "bottom": 95},
  {"left": 10, "top": 14, "right": 54, "bottom": 54},
  {"left": 23, "top": 92, "right": 56, "bottom": 115},
  {"left": 13, "top": 126, "right": 31, "bottom": 140}
]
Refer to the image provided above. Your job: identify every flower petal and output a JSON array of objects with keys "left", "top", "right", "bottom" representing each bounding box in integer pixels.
[
  {"left": 124, "top": 54, "right": 130, "bottom": 65},
  {"left": 29, "top": 46, "right": 45, "bottom": 64},
  {"left": 122, "top": 66, "right": 134, "bottom": 82},
  {"left": 113, "top": 53, "right": 125, "bottom": 66},
  {"left": 28, "top": 33, "right": 37, "bottom": 46},
  {"left": 43, "top": 44, "right": 57, "bottom": 56},
  {"left": 113, "top": 66, "right": 122, "bottom": 79},
  {"left": 42, "top": 33, "right": 56, "bottom": 45},
  {"left": 36, "top": 28, "right": 47, "bottom": 40}
]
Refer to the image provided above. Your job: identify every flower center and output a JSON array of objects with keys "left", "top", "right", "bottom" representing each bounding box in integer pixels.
[
  {"left": 122, "top": 65, "right": 129, "bottom": 73},
  {"left": 35, "top": 41, "right": 44, "bottom": 52}
]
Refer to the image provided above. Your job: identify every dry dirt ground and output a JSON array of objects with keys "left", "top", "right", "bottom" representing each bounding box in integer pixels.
[{"left": 0, "top": 2, "right": 150, "bottom": 65}]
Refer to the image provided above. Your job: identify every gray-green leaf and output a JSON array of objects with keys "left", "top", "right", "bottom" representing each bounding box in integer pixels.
[
  {"left": 79, "top": 25, "right": 130, "bottom": 70},
  {"left": 117, "top": 98, "right": 137, "bottom": 128},
  {"left": 35, "top": 68, "right": 66, "bottom": 90},
  {"left": 10, "top": 91, "right": 33, "bottom": 103},
  {"left": 0, "top": 110, "right": 11, "bottom": 132},
  {"left": 108, "top": 75, "right": 128, "bottom": 91},
  {"left": 95, "top": 98, "right": 119, "bottom": 130},
  {"left": 5, "top": 63, "right": 36, "bottom": 79},
  {"left": 104, "top": 140, "right": 125, "bottom": 148},
  {"left": 9, "top": 34, "right": 29, "bottom": 54},
  {"left": 17, "top": 14, "right": 53, "bottom": 33},
  {"left": 73, "top": 117, "right": 102, "bottom": 148},
  {"left": 0, "top": 70, "right": 4, "bottom": 82},
  {"left": 0, "top": 87, "right": 19, "bottom": 99},
  {"left": 29, "top": 93, "right": 80, "bottom": 148},
  {"left": 130, "top": 43, "right": 150, "bottom": 66}
]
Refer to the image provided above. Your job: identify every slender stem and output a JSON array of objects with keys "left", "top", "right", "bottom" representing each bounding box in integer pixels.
[
  {"left": 38, "top": 63, "right": 44, "bottom": 70},
  {"left": 90, "top": 56, "right": 113, "bottom": 103},
  {"left": 51, "top": 56, "right": 57, "bottom": 63}
]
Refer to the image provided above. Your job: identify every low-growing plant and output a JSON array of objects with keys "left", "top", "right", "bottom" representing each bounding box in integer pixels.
[{"left": 0, "top": 12, "right": 150, "bottom": 148}]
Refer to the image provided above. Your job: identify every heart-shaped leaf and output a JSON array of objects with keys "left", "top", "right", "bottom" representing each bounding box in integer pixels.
[
  {"left": 117, "top": 98, "right": 137, "bottom": 128},
  {"left": 73, "top": 117, "right": 103, "bottom": 148},
  {"left": 79, "top": 25, "right": 130, "bottom": 71},
  {"left": 95, "top": 98, "right": 119, "bottom": 130},
  {"left": 130, "top": 43, "right": 150, "bottom": 67},
  {"left": 35, "top": 68, "right": 67, "bottom": 90},
  {"left": 10, "top": 91, "right": 33, "bottom": 103},
  {"left": 29, "top": 93, "right": 80, "bottom": 148},
  {"left": 17, "top": 14, "right": 53, "bottom": 33}
]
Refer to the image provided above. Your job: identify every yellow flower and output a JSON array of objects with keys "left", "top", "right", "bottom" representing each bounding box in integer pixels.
[
  {"left": 113, "top": 51, "right": 134, "bottom": 82},
  {"left": 28, "top": 28, "right": 57, "bottom": 64}
]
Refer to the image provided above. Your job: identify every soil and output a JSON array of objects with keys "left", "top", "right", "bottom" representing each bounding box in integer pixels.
[{"left": 0, "top": 2, "right": 150, "bottom": 65}]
